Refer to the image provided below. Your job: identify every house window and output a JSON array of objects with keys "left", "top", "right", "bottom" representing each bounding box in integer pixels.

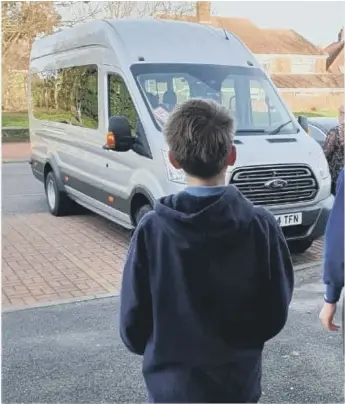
[{"left": 291, "top": 57, "right": 316, "bottom": 74}]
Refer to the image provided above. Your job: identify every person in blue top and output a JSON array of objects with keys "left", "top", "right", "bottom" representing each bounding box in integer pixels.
[
  {"left": 119, "top": 99, "right": 294, "bottom": 403},
  {"left": 319, "top": 168, "right": 344, "bottom": 332}
]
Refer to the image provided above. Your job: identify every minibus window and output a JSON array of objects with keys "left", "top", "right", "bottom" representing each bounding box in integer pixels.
[
  {"left": 173, "top": 77, "right": 190, "bottom": 104},
  {"left": 108, "top": 74, "right": 137, "bottom": 137},
  {"left": 31, "top": 65, "right": 98, "bottom": 129}
]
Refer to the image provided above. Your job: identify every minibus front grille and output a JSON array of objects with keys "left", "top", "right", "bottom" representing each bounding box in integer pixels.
[{"left": 230, "top": 164, "right": 318, "bottom": 206}]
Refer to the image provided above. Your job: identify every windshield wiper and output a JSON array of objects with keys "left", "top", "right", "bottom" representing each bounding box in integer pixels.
[
  {"left": 236, "top": 129, "right": 266, "bottom": 133},
  {"left": 267, "top": 120, "right": 293, "bottom": 135}
]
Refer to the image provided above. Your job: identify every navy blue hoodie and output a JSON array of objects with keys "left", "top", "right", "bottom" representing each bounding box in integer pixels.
[
  {"left": 323, "top": 168, "right": 344, "bottom": 303},
  {"left": 120, "top": 185, "right": 294, "bottom": 403}
]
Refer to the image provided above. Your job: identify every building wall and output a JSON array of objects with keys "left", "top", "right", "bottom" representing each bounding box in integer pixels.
[
  {"left": 328, "top": 48, "right": 344, "bottom": 74},
  {"left": 280, "top": 90, "right": 343, "bottom": 112},
  {"left": 272, "top": 57, "right": 291, "bottom": 74},
  {"left": 257, "top": 55, "right": 327, "bottom": 74},
  {"left": 315, "top": 58, "right": 327, "bottom": 73}
]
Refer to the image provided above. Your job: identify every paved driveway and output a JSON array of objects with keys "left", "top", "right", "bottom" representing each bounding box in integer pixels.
[{"left": 2, "top": 162, "right": 323, "bottom": 310}]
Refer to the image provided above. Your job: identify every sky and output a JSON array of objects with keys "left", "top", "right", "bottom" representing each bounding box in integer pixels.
[
  {"left": 59, "top": 1, "right": 344, "bottom": 47},
  {"left": 213, "top": 1, "right": 344, "bottom": 47}
]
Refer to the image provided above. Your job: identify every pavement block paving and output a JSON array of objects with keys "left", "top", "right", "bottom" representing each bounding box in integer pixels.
[
  {"left": 2, "top": 142, "right": 31, "bottom": 162},
  {"left": 2, "top": 211, "right": 324, "bottom": 310},
  {"left": 2, "top": 213, "right": 130, "bottom": 310}
]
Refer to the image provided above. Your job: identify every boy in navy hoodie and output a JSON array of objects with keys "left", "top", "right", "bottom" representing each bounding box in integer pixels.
[
  {"left": 319, "top": 168, "right": 344, "bottom": 332},
  {"left": 120, "top": 99, "right": 294, "bottom": 403}
]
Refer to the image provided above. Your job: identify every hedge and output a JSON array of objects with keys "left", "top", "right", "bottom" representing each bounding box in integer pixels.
[{"left": 2, "top": 127, "right": 30, "bottom": 143}]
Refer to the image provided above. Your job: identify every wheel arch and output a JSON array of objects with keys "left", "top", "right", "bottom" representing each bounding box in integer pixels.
[
  {"left": 44, "top": 156, "right": 65, "bottom": 192},
  {"left": 129, "top": 187, "right": 156, "bottom": 225}
]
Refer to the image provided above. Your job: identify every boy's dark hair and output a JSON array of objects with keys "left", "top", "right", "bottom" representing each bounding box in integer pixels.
[{"left": 164, "top": 99, "right": 235, "bottom": 179}]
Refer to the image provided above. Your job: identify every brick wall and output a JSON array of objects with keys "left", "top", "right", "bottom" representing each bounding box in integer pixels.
[
  {"left": 280, "top": 91, "right": 343, "bottom": 111},
  {"left": 260, "top": 56, "right": 327, "bottom": 74},
  {"left": 196, "top": 1, "right": 211, "bottom": 23},
  {"left": 271, "top": 57, "right": 291, "bottom": 73},
  {"left": 315, "top": 58, "right": 327, "bottom": 73}
]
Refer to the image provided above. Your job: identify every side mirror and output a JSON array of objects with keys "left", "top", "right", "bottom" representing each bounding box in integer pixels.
[
  {"left": 297, "top": 115, "right": 309, "bottom": 134},
  {"left": 103, "top": 116, "right": 134, "bottom": 152}
]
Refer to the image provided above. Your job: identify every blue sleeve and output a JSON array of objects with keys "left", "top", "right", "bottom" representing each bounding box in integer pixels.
[
  {"left": 323, "top": 169, "right": 344, "bottom": 303},
  {"left": 119, "top": 215, "right": 153, "bottom": 355},
  {"left": 262, "top": 215, "right": 294, "bottom": 342}
]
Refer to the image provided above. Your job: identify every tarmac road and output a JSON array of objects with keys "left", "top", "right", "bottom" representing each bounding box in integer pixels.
[
  {"left": 2, "top": 266, "right": 343, "bottom": 404},
  {"left": 2, "top": 162, "right": 47, "bottom": 216}
]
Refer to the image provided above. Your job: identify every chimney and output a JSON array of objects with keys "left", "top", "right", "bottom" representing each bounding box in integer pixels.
[
  {"left": 338, "top": 27, "right": 344, "bottom": 42},
  {"left": 196, "top": 1, "right": 211, "bottom": 23}
]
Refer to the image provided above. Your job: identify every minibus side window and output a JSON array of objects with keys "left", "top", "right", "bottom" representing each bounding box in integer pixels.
[
  {"left": 108, "top": 74, "right": 137, "bottom": 137},
  {"left": 108, "top": 74, "right": 152, "bottom": 159},
  {"left": 31, "top": 65, "right": 98, "bottom": 129}
]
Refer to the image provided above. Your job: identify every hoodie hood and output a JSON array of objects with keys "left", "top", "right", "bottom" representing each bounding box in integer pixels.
[{"left": 155, "top": 186, "right": 254, "bottom": 246}]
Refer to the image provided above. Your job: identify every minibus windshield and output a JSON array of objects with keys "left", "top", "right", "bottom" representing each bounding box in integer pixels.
[{"left": 131, "top": 63, "right": 298, "bottom": 135}]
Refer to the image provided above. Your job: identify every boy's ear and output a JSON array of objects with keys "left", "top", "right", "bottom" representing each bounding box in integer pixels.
[
  {"left": 168, "top": 151, "right": 182, "bottom": 169},
  {"left": 226, "top": 145, "right": 237, "bottom": 167}
]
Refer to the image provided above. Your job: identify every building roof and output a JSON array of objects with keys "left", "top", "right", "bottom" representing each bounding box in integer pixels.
[
  {"left": 271, "top": 74, "right": 344, "bottom": 88},
  {"left": 212, "top": 18, "right": 324, "bottom": 55},
  {"left": 157, "top": 13, "right": 325, "bottom": 55},
  {"left": 325, "top": 41, "right": 341, "bottom": 54},
  {"left": 262, "top": 28, "right": 324, "bottom": 55},
  {"left": 211, "top": 17, "right": 268, "bottom": 54},
  {"left": 325, "top": 41, "right": 344, "bottom": 72}
]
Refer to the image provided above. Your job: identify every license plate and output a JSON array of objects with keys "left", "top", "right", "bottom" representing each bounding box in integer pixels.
[{"left": 274, "top": 213, "right": 302, "bottom": 227}]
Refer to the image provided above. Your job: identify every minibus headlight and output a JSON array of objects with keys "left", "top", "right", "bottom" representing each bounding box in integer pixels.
[
  {"left": 316, "top": 151, "right": 330, "bottom": 180},
  {"left": 162, "top": 150, "right": 186, "bottom": 184}
]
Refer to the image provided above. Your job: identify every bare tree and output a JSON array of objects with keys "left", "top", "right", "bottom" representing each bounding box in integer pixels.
[
  {"left": 58, "top": 1, "right": 195, "bottom": 26},
  {"left": 2, "top": 1, "right": 61, "bottom": 111},
  {"left": 1, "top": 1, "right": 195, "bottom": 111},
  {"left": 98, "top": 1, "right": 195, "bottom": 19},
  {"left": 56, "top": 1, "right": 102, "bottom": 28},
  {"left": 2, "top": 2, "right": 60, "bottom": 59}
]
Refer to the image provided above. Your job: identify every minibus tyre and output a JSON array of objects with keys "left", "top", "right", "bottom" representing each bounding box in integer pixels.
[
  {"left": 45, "top": 171, "right": 73, "bottom": 216},
  {"left": 288, "top": 240, "right": 313, "bottom": 254},
  {"left": 135, "top": 204, "right": 152, "bottom": 226}
]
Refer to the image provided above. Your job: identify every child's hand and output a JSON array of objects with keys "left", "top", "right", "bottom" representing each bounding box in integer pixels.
[{"left": 319, "top": 302, "right": 340, "bottom": 331}]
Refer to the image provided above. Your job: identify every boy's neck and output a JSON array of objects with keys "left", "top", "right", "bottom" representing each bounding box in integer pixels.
[{"left": 186, "top": 173, "right": 226, "bottom": 187}]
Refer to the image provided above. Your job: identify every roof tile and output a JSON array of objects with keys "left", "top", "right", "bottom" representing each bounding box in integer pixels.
[{"left": 271, "top": 74, "right": 344, "bottom": 88}]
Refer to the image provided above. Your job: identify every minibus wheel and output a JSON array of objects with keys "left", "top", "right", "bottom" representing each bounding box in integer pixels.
[
  {"left": 135, "top": 204, "right": 153, "bottom": 226},
  {"left": 288, "top": 240, "right": 313, "bottom": 254},
  {"left": 45, "top": 171, "right": 74, "bottom": 216}
]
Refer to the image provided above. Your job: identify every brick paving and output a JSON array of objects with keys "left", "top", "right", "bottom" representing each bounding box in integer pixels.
[
  {"left": 2, "top": 213, "right": 129, "bottom": 310},
  {"left": 2, "top": 212, "right": 323, "bottom": 310},
  {"left": 2, "top": 142, "right": 31, "bottom": 162}
]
